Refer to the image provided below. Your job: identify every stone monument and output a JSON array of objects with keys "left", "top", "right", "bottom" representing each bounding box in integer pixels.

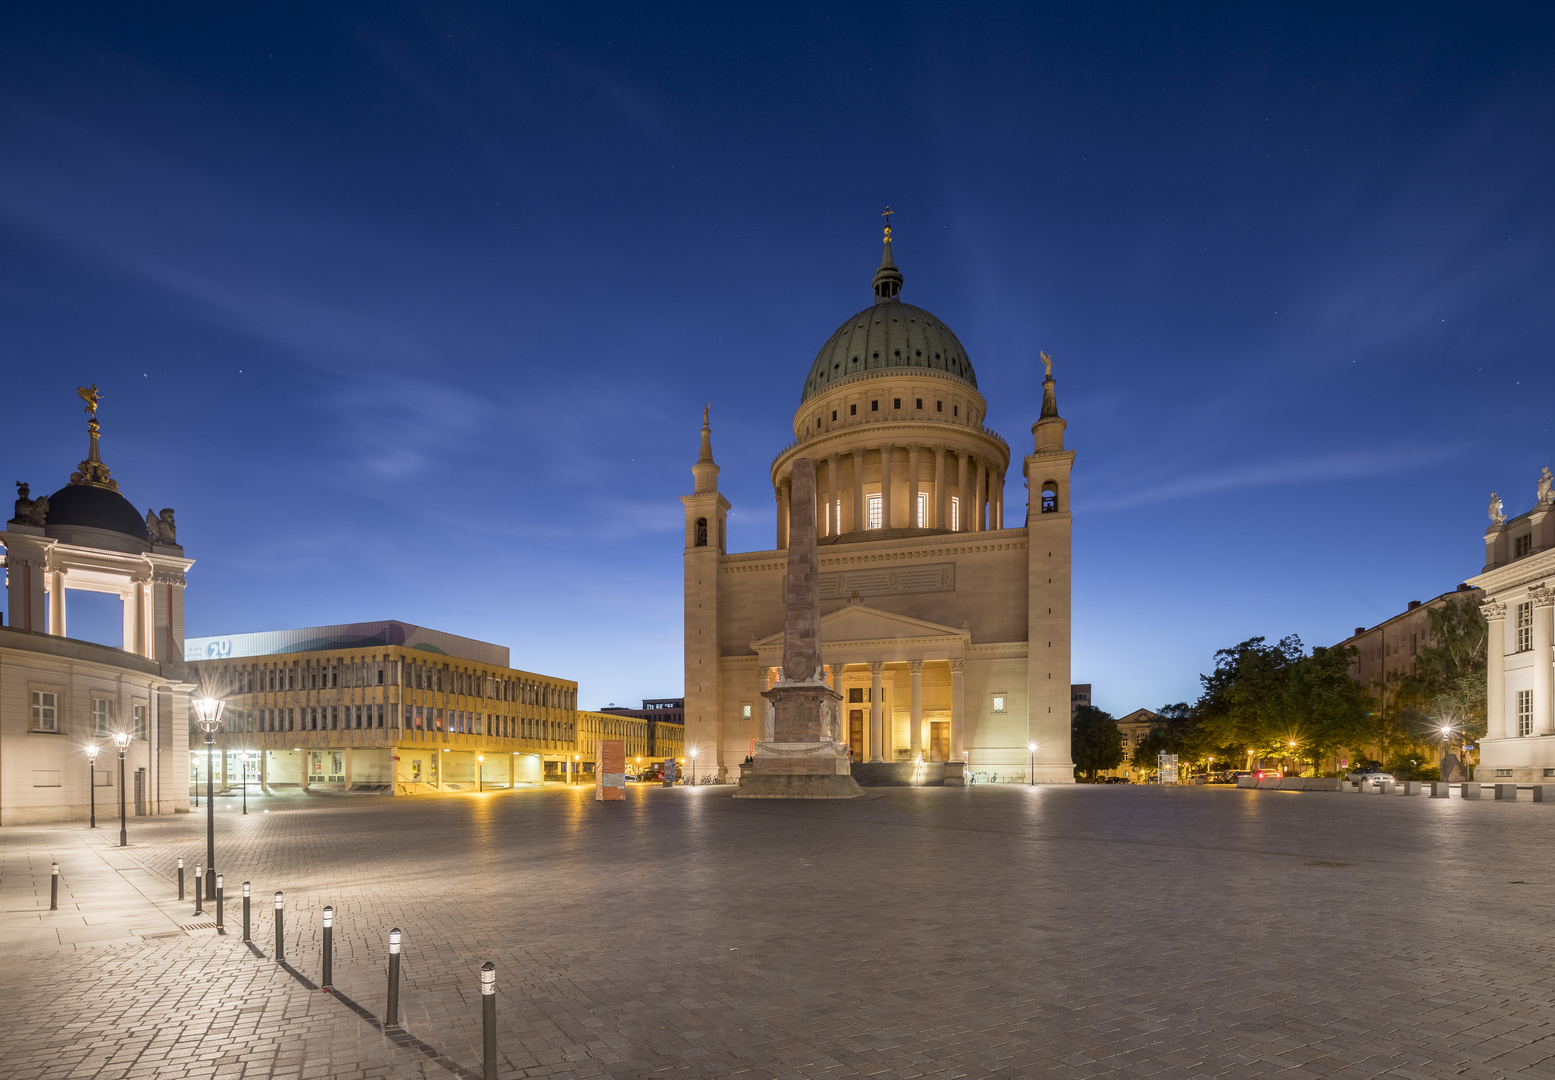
[{"left": 735, "top": 457, "right": 863, "bottom": 799}]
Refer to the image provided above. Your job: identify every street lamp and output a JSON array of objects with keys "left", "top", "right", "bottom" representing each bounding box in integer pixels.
[
  {"left": 240, "top": 753, "right": 251, "bottom": 815},
  {"left": 689, "top": 746, "right": 698, "bottom": 784},
  {"left": 113, "top": 730, "right": 130, "bottom": 846},
  {"left": 85, "top": 743, "right": 99, "bottom": 828},
  {"left": 1028, "top": 742, "right": 1037, "bottom": 786},
  {"left": 476, "top": 754, "right": 484, "bottom": 793},
  {"left": 192, "top": 696, "right": 226, "bottom": 899}
]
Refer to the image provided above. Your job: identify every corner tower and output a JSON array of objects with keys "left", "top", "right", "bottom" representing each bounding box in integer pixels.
[
  {"left": 1026, "top": 355, "right": 1077, "bottom": 781},
  {"left": 682, "top": 406, "right": 730, "bottom": 778}
]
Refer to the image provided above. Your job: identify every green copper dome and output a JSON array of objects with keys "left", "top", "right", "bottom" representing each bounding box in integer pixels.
[{"left": 799, "top": 234, "right": 978, "bottom": 403}]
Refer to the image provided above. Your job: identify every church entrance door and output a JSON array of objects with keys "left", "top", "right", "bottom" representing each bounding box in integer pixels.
[
  {"left": 929, "top": 721, "right": 950, "bottom": 762},
  {"left": 849, "top": 710, "right": 864, "bottom": 759}
]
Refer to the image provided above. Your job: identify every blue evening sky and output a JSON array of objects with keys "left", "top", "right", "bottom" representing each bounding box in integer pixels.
[{"left": 2, "top": 5, "right": 1552, "bottom": 715}]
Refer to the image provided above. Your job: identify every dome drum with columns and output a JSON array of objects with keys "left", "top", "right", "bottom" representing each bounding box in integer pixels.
[{"left": 683, "top": 223, "right": 1077, "bottom": 785}]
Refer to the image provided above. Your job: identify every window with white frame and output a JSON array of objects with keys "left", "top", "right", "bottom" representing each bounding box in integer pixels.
[
  {"left": 1518, "top": 689, "right": 1533, "bottom": 736},
  {"left": 866, "top": 493, "right": 883, "bottom": 530},
  {"left": 1517, "top": 602, "right": 1534, "bottom": 652},
  {"left": 916, "top": 492, "right": 927, "bottom": 528},
  {"left": 992, "top": 694, "right": 1007, "bottom": 714},
  {"left": 93, "top": 697, "right": 115, "bottom": 736},
  {"left": 950, "top": 496, "right": 960, "bottom": 531},
  {"left": 31, "top": 690, "right": 58, "bottom": 732},
  {"left": 132, "top": 702, "right": 147, "bottom": 739}
]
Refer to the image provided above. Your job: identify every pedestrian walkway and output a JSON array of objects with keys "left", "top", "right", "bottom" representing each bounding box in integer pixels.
[{"left": 0, "top": 825, "right": 189, "bottom": 956}]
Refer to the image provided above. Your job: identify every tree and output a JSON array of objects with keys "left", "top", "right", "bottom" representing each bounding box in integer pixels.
[
  {"left": 1401, "top": 596, "right": 1488, "bottom": 750},
  {"left": 1071, "top": 704, "right": 1124, "bottom": 782}
]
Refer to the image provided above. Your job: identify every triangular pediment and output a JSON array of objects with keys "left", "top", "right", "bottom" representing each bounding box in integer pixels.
[{"left": 753, "top": 603, "right": 964, "bottom": 650}]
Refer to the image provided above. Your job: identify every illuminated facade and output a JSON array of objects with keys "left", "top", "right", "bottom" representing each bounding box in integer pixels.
[
  {"left": 185, "top": 622, "right": 578, "bottom": 794},
  {"left": 684, "top": 227, "right": 1077, "bottom": 782}
]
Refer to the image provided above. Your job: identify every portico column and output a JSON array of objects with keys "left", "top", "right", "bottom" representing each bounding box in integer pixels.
[
  {"left": 1484, "top": 602, "right": 1507, "bottom": 738},
  {"left": 933, "top": 446, "right": 947, "bottom": 529},
  {"left": 956, "top": 452, "right": 970, "bottom": 531},
  {"left": 880, "top": 445, "right": 894, "bottom": 529},
  {"left": 826, "top": 454, "right": 841, "bottom": 537},
  {"left": 993, "top": 470, "right": 1004, "bottom": 530},
  {"left": 776, "top": 475, "right": 791, "bottom": 550},
  {"left": 909, "top": 660, "right": 924, "bottom": 759},
  {"left": 949, "top": 659, "right": 966, "bottom": 760},
  {"left": 851, "top": 448, "right": 866, "bottom": 533},
  {"left": 907, "top": 445, "right": 921, "bottom": 528},
  {"left": 1533, "top": 588, "right": 1555, "bottom": 735},
  {"left": 868, "top": 661, "right": 884, "bottom": 762},
  {"left": 48, "top": 570, "right": 66, "bottom": 637},
  {"left": 973, "top": 457, "right": 987, "bottom": 532}
]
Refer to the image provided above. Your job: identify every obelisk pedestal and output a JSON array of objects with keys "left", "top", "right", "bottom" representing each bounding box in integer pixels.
[{"left": 736, "top": 457, "right": 862, "bottom": 799}]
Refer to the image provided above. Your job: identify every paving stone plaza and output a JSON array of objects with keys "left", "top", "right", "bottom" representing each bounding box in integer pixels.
[{"left": 3, "top": 784, "right": 1554, "bottom": 1079}]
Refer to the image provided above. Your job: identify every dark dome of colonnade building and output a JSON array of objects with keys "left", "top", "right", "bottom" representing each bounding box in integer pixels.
[{"left": 798, "top": 227, "right": 979, "bottom": 404}]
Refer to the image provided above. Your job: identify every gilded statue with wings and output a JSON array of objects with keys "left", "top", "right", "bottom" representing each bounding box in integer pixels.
[{"left": 77, "top": 384, "right": 102, "bottom": 417}]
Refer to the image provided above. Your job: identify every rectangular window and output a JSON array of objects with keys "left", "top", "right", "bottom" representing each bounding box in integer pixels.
[
  {"left": 992, "top": 695, "right": 1006, "bottom": 714},
  {"left": 1518, "top": 689, "right": 1533, "bottom": 736},
  {"left": 850, "top": 404, "right": 856, "bottom": 416},
  {"left": 866, "top": 493, "right": 883, "bottom": 529},
  {"left": 893, "top": 397, "right": 901, "bottom": 409},
  {"left": 950, "top": 496, "right": 960, "bottom": 531},
  {"left": 31, "top": 690, "right": 58, "bottom": 732},
  {"left": 1518, "top": 602, "right": 1534, "bottom": 652},
  {"left": 831, "top": 409, "right": 837, "bottom": 421},
  {"left": 953, "top": 404, "right": 959, "bottom": 416},
  {"left": 936, "top": 400, "right": 943, "bottom": 412},
  {"left": 132, "top": 703, "right": 147, "bottom": 739},
  {"left": 848, "top": 688, "right": 864, "bottom": 703},
  {"left": 93, "top": 698, "right": 114, "bottom": 736},
  {"left": 1410, "top": 634, "right": 1417, "bottom": 657},
  {"left": 741, "top": 704, "right": 751, "bottom": 719},
  {"left": 915, "top": 398, "right": 923, "bottom": 410},
  {"left": 871, "top": 400, "right": 879, "bottom": 412},
  {"left": 1515, "top": 533, "right": 1533, "bottom": 558},
  {"left": 916, "top": 491, "right": 927, "bottom": 527}
]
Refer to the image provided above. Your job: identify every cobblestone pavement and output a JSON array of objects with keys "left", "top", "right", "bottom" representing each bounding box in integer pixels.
[{"left": 3, "top": 783, "right": 1554, "bottom": 1079}]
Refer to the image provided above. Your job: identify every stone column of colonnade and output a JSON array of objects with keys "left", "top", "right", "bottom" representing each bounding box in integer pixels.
[
  {"left": 851, "top": 448, "right": 865, "bottom": 533},
  {"left": 1534, "top": 587, "right": 1555, "bottom": 735},
  {"left": 868, "top": 662, "right": 884, "bottom": 762},
  {"left": 908, "top": 660, "right": 924, "bottom": 758},
  {"left": 934, "top": 447, "right": 948, "bottom": 529},
  {"left": 776, "top": 476, "right": 791, "bottom": 549},
  {"left": 1484, "top": 602, "right": 1506, "bottom": 737},
  {"left": 907, "top": 445, "right": 921, "bottom": 528}
]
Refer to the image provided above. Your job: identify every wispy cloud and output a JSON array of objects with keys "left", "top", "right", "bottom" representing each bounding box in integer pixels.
[{"left": 1081, "top": 441, "right": 1463, "bottom": 514}]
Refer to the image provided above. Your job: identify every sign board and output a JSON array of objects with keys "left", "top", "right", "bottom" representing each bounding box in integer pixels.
[
  {"left": 596, "top": 739, "right": 625, "bottom": 801},
  {"left": 1157, "top": 752, "right": 1179, "bottom": 784},
  {"left": 662, "top": 758, "right": 676, "bottom": 783}
]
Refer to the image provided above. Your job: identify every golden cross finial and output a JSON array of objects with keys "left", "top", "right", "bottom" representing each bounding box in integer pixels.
[{"left": 881, "top": 205, "right": 894, "bottom": 238}]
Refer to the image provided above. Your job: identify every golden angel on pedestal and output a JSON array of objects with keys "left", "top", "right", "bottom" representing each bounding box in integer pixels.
[{"left": 77, "top": 384, "right": 102, "bottom": 416}]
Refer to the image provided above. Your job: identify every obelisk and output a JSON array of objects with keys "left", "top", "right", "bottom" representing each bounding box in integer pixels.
[{"left": 735, "top": 458, "right": 862, "bottom": 798}]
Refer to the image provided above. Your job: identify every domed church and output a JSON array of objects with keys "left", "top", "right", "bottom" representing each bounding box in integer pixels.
[{"left": 682, "top": 223, "right": 1076, "bottom": 782}]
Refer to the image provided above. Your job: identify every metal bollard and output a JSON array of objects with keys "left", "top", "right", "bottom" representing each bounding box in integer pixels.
[
  {"left": 194, "top": 866, "right": 203, "bottom": 915},
  {"left": 242, "top": 882, "right": 251, "bottom": 942},
  {"left": 274, "top": 891, "right": 284, "bottom": 963},
  {"left": 215, "top": 875, "right": 225, "bottom": 934},
  {"left": 481, "top": 961, "right": 496, "bottom": 1080},
  {"left": 321, "top": 906, "right": 334, "bottom": 991},
  {"left": 50, "top": 862, "right": 59, "bottom": 910},
  {"left": 177, "top": 857, "right": 185, "bottom": 901},
  {"left": 385, "top": 928, "right": 402, "bottom": 1026}
]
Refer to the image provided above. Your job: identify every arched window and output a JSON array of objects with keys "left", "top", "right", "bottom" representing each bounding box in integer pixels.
[
  {"left": 1041, "top": 482, "right": 1059, "bottom": 514},
  {"left": 695, "top": 517, "right": 708, "bottom": 547}
]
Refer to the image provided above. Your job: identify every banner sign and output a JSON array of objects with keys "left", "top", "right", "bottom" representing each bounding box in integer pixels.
[
  {"left": 596, "top": 739, "right": 625, "bottom": 801},
  {"left": 663, "top": 758, "right": 676, "bottom": 783}
]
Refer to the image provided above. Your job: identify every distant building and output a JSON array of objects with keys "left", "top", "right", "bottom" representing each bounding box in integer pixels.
[
  {"left": 1332, "top": 585, "right": 1481, "bottom": 714},
  {"left": 1467, "top": 469, "right": 1555, "bottom": 782},
  {"left": 1105, "top": 708, "right": 1158, "bottom": 779},
  {"left": 598, "top": 698, "right": 685, "bottom": 761},
  {"left": 185, "top": 621, "right": 578, "bottom": 794},
  {"left": 1070, "top": 684, "right": 1091, "bottom": 719}
]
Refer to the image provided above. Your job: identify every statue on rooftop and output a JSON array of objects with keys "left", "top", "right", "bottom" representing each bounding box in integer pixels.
[
  {"left": 1489, "top": 492, "right": 1506, "bottom": 526},
  {"left": 1538, "top": 467, "right": 1553, "bottom": 506},
  {"left": 146, "top": 507, "right": 177, "bottom": 545},
  {"left": 11, "top": 482, "right": 47, "bottom": 526}
]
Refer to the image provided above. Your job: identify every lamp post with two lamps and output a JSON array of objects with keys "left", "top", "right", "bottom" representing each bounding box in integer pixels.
[
  {"left": 114, "top": 730, "right": 130, "bottom": 847},
  {"left": 85, "top": 742, "right": 99, "bottom": 828},
  {"left": 192, "top": 696, "right": 226, "bottom": 899}
]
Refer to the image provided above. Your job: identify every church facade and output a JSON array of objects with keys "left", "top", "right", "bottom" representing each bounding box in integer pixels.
[{"left": 683, "top": 228, "right": 1076, "bottom": 782}]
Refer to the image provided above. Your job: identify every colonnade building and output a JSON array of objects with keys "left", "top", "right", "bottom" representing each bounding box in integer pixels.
[
  {"left": 1, "top": 390, "right": 192, "bottom": 824},
  {"left": 683, "top": 226, "right": 1077, "bottom": 782},
  {"left": 185, "top": 622, "right": 578, "bottom": 793}
]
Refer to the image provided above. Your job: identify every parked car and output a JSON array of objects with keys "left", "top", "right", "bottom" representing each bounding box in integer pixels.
[
  {"left": 1347, "top": 767, "right": 1394, "bottom": 786},
  {"left": 1102, "top": 776, "right": 1131, "bottom": 784}
]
